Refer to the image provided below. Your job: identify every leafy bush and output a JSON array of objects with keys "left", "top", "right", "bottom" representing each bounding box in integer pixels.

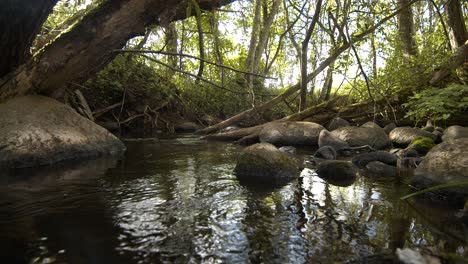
[{"left": 403, "top": 83, "right": 468, "bottom": 123}]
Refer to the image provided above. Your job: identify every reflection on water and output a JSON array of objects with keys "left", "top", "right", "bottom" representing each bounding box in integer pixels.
[{"left": 0, "top": 136, "right": 466, "bottom": 263}]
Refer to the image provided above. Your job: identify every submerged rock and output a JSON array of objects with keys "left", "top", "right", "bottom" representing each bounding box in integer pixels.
[
  {"left": 389, "top": 127, "right": 437, "bottom": 146},
  {"left": 411, "top": 138, "right": 468, "bottom": 207},
  {"left": 313, "top": 146, "right": 337, "bottom": 160},
  {"left": 234, "top": 143, "right": 300, "bottom": 181},
  {"left": 352, "top": 151, "right": 398, "bottom": 169},
  {"left": 326, "top": 117, "right": 350, "bottom": 131},
  {"left": 316, "top": 160, "right": 357, "bottom": 186},
  {"left": 365, "top": 161, "right": 398, "bottom": 177},
  {"left": 0, "top": 95, "right": 126, "bottom": 168},
  {"left": 330, "top": 126, "right": 390, "bottom": 150},
  {"left": 442, "top": 125, "right": 468, "bottom": 141},
  {"left": 259, "top": 121, "right": 325, "bottom": 146},
  {"left": 318, "top": 130, "right": 350, "bottom": 151}
]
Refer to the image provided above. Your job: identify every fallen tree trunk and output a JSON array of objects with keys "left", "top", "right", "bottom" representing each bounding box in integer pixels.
[
  {"left": 430, "top": 41, "right": 468, "bottom": 85},
  {"left": 196, "top": 0, "right": 419, "bottom": 135},
  {"left": 0, "top": 0, "right": 236, "bottom": 101}
]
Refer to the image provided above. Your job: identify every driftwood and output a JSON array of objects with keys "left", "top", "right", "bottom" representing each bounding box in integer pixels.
[{"left": 74, "top": 89, "right": 94, "bottom": 121}]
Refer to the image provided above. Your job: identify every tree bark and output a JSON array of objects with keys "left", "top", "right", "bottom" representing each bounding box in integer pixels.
[
  {"left": 0, "top": 0, "right": 236, "bottom": 102},
  {"left": 0, "top": 0, "right": 59, "bottom": 77},
  {"left": 397, "top": 0, "right": 418, "bottom": 58},
  {"left": 445, "top": 0, "right": 468, "bottom": 50}
]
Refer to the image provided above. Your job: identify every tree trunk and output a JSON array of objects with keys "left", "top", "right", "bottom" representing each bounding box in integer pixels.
[
  {"left": 397, "top": 0, "right": 417, "bottom": 58},
  {"left": 445, "top": 0, "right": 468, "bottom": 50},
  {"left": 299, "top": 0, "right": 323, "bottom": 111},
  {"left": 0, "top": 0, "right": 236, "bottom": 102},
  {"left": 0, "top": 0, "right": 59, "bottom": 77},
  {"left": 165, "top": 24, "right": 178, "bottom": 69}
]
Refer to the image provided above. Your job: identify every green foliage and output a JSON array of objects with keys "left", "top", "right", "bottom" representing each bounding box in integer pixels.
[
  {"left": 84, "top": 55, "right": 177, "bottom": 110},
  {"left": 403, "top": 84, "right": 468, "bottom": 123}
]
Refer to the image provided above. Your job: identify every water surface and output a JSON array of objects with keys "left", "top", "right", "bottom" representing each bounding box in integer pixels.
[{"left": 0, "top": 136, "right": 466, "bottom": 263}]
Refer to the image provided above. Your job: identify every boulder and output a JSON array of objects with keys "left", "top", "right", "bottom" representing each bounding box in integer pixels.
[
  {"left": 389, "top": 127, "right": 437, "bottom": 146},
  {"left": 234, "top": 143, "right": 300, "bottom": 181},
  {"left": 0, "top": 95, "right": 126, "bottom": 168},
  {"left": 406, "top": 137, "right": 435, "bottom": 155},
  {"left": 326, "top": 117, "right": 350, "bottom": 131},
  {"left": 361, "top": 121, "right": 381, "bottom": 129},
  {"left": 313, "top": 146, "right": 337, "bottom": 160},
  {"left": 383, "top": 122, "right": 397, "bottom": 134},
  {"left": 442, "top": 125, "right": 468, "bottom": 141},
  {"left": 365, "top": 161, "right": 398, "bottom": 177},
  {"left": 316, "top": 160, "right": 358, "bottom": 186},
  {"left": 411, "top": 138, "right": 468, "bottom": 207},
  {"left": 330, "top": 126, "right": 390, "bottom": 149},
  {"left": 318, "top": 130, "right": 350, "bottom": 151},
  {"left": 352, "top": 151, "right": 398, "bottom": 169},
  {"left": 174, "top": 121, "right": 201, "bottom": 133},
  {"left": 259, "top": 121, "right": 325, "bottom": 146}
]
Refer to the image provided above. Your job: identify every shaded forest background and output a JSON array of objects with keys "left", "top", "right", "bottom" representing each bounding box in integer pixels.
[{"left": 1, "top": 0, "right": 467, "bottom": 136}]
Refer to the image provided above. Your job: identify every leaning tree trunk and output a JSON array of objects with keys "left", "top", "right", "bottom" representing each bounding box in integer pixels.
[
  {"left": 0, "top": 0, "right": 59, "bottom": 77},
  {"left": 0, "top": 0, "right": 236, "bottom": 102}
]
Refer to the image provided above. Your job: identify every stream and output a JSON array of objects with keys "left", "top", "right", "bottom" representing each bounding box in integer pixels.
[{"left": 0, "top": 135, "right": 466, "bottom": 263}]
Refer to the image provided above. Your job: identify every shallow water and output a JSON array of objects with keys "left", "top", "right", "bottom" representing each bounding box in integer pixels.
[{"left": 0, "top": 135, "right": 466, "bottom": 263}]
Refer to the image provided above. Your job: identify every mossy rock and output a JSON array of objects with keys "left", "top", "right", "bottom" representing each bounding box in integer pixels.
[
  {"left": 408, "top": 136, "right": 435, "bottom": 155},
  {"left": 234, "top": 143, "right": 300, "bottom": 182}
]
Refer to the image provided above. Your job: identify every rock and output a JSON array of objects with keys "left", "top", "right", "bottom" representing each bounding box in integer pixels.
[
  {"left": 279, "top": 146, "right": 296, "bottom": 155},
  {"left": 318, "top": 130, "right": 349, "bottom": 151},
  {"left": 326, "top": 117, "right": 350, "bottom": 131},
  {"left": 0, "top": 95, "right": 126, "bottom": 168},
  {"left": 174, "top": 121, "right": 201, "bottom": 133},
  {"left": 365, "top": 161, "right": 398, "bottom": 176},
  {"left": 421, "top": 126, "right": 434, "bottom": 132},
  {"left": 432, "top": 130, "right": 443, "bottom": 143},
  {"left": 442, "top": 125, "right": 468, "bottom": 141},
  {"left": 313, "top": 146, "right": 337, "bottom": 160},
  {"left": 259, "top": 121, "right": 325, "bottom": 146},
  {"left": 411, "top": 138, "right": 468, "bottom": 207},
  {"left": 389, "top": 127, "right": 437, "bottom": 146},
  {"left": 361, "top": 121, "right": 381, "bottom": 129},
  {"left": 398, "top": 148, "right": 419, "bottom": 158},
  {"left": 316, "top": 160, "right": 357, "bottom": 186},
  {"left": 397, "top": 157, "right": 422, "bottom": 170},
  {"left": 234, "top": 143, "right": 300, "bottom": 181},
  {"left": 330, "top": 126, "right": 390, "bottom": 149},
  {"left": 220, "top": 126, "right": 240, "bottom": 133},
  {"left": 383, "top": 122, "right": 397, "bottom": 134},
  {"left": 407, "top": 136, "right": 435, "bottom": 155},
  {"left": 352, "top": 151, "right": 398, "bottom": 169}
]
